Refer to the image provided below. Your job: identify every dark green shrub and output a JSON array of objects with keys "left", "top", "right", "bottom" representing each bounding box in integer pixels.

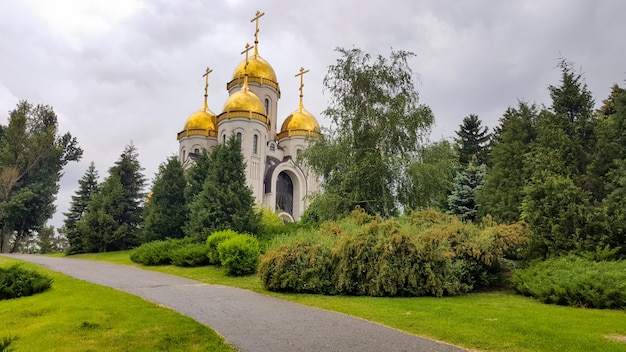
[
  {"left": 206, "top": 230, "right": 238, "bottom": 264},
  {"left": 259, "top": 240, "right": 334, "bottom": 294},
  {"left": 0, "top": 335, "right": 19, "bottom": 352},
  {"left": 170, "top": 243, "right": 211, "bottom": 267},
  {"left": 130, "top": 238, "right": 188, "bottom": 265},
  {"left": 218, "top": 234, "right": 260, "bottom": 276},
  {"left": 0, "top": 265, "right": 53, "bottom": 300},
  {"left": 510, "top": 256, "right": 626, "bottom": 309}
]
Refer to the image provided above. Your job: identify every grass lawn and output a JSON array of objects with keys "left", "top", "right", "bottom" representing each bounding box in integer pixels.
[
  {"left": 0, "top": 256, "right": 237, "bottom": 352},
  {"left": 69, "top": 250, "right": 626, "bottom": 352}
]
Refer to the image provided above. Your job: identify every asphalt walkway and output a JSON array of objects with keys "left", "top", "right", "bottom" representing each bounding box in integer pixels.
[{"left": 3, "top": 254, "right": 466, "bottom": 352}]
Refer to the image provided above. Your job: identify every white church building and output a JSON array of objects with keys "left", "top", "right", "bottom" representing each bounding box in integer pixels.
[{"left": 177, "top": 11, "right": 321, "bottom": 221}]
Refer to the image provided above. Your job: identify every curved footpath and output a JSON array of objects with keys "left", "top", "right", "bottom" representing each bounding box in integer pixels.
[{"left": 3, "top": 254, "right": 466, "bottom": 352}]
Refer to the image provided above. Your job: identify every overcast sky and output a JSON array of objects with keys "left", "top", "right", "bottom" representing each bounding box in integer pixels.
[{"left": 1, "top": 0, "right": 625, "bottom": 230}]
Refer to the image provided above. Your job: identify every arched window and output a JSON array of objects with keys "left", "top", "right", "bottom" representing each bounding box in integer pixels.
[
  {"left": 236, "top": 132, "right": 242, "bottom": 142},
  {"left": 269, "top": 142, "right": 275, "bottom": 152},
  {"left": 182, "top": 150, "right": 186, "bottom": 161},
  {"left": 194, "top": 148, "right": 199, "bottom": 154},
  {"left": 276, "top": 172, "right": 294, "bottom": 215},
  {"left": 253, "top": 135, "right": 258, "bottom": 154},
  {"left": 222, "top": 134, "right": 226, "bottom": 143},
  {"left": 264, "top": 99, "right": 269, "bottom": 114}
]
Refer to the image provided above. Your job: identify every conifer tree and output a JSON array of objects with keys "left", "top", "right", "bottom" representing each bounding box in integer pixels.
[
  {"left": 455, "top": 114, "right": 490, "bottom": 167},
  {"left": 184, "top": 148, "right": 210, "bottom": 204},
  {"left": 143, "top": 157, "right": 187, "bottom": 242},
  {"left": 61, "top": 162, "right": 99, "bottom": 254},
  {"left": 447, "top": 158, "right": 486, "bottom": 222},
  {"left": 185, "top": 136, "right": 259, "bottom": 240},
  {"left": 477, "top": 103, "right": 538, "bottom": 223}
]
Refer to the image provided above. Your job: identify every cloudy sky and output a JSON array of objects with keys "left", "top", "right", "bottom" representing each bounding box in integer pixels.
[{"left": 1, "top": 0, "right": 625, "bottom": 230}]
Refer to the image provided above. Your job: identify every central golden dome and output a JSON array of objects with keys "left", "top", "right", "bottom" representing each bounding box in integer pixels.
[
  {"left": 222, "top": 88, "right": 266, "bottom": 115},
  {"left": 232, "top": 55, "right": 277, "bottom": 83}
]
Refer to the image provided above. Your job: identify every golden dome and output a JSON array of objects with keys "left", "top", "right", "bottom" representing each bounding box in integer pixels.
[
  {"left": 232, "top": 55, "right": 277, "bottom": 83},
  {"left": 183, "top": 109, "right": 217, "bottom": 131},
  {"left": 278, "top": 105, "right": 321, "bottom": 140},
  {"left": 222, "top": 88, "right": 266, "bottom": 115}
]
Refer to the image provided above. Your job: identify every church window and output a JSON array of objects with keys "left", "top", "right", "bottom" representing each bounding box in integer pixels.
[
  {"left": 253, "top": 134, "right": 258, "bottom": 154},
  {"left": 222, "top": 134, "right": 226, "bottom": 143},
  {"left": 236, "top": 132, "right": 242, "bottom": 142},
  {"left": 194, "top": 148, "right": 199, "bottom": 154},
  {"left": 276, "top": 172, "right": 294, "bottom": 216},
  {"left": 182, "top": 150, "right": 186, "bottom": 161},
  {"left": 269, "top": 142, "right": 275, "bottom": 151},
  {"left": 264, "top": 99, "right": 269, "bottom": 114}
]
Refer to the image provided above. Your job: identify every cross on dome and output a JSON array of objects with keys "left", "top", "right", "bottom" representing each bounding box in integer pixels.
[
  {"left": 202, "top": 67, "right": 212, "bottom": 110},
  {"left": 295, "top": 67, "right": 309, "bottom": 109},
  {"left": 251, "top": 10, "right": 265, "bottom": 56},
  {"left": 240, "top": 43, "right": 253, "bottom": 90}
]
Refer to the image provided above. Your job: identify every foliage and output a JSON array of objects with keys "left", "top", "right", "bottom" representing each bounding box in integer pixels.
[
  {"left": 0, "top": 101, "right": 82, "bottom": 252},
  {"left": 74, "top": 145, "right": 146, "bottom": 253},
  {"left": 129, "top": 238, "right": 189, "bottom": 266},
  {"left": 259, "top": 210, "right": 529, "bottom": 296},
  {"left": 170, "top": 243, "right": 210, "bottom": 267},
  {"left": 0, "top": 335, "right": 19, "bottom": 352},
  {"left": 455, "top": 114, "right": 490, "bottom": 166},
  {"left": 511, "top": 256, "right": 626, "bottom": 309},
  {"left": 0, "top": 264, "right": 52, "bottom": 300},
  {"left": 185, "top": 137, "right": 260, "bottom": 240},
  {"left": 447, "top": 159, "right": 486, "bottom": 222},
  {"left": 206, "top": 230, "right": 239, "bottom": 265},
  {"left": 218, "top": 234, "right": 260, "bottom": 276},
  {"left": 62, "top": 162, "right": 99, "bottom": 254},
  {"left": 143, "top": 157, "right": 187, "bottom": 242},
  {"left": 478, "top": 102, "right": 538, "bottom": 223},
  {"left": 302, "top": 47, "right": 434, "bottom": 219},
  {"left": 400, "top": 140, "right": 459, "bottom": 211},
  {"left": 183, "top": 148, "right": 210, "bottom": 204}
]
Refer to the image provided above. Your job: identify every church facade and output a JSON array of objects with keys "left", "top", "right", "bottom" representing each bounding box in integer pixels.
[{"left": 176, "top": 11, "right": 321, "bottom": 221}]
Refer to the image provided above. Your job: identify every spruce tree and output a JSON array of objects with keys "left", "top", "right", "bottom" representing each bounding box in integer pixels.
[
  {"left": 143, "top": 157, "right": 187, "bottom": 242},
  {"left": 61, "top": 161, "right": 99, "bottom": 254},
  {"left": 447, "top": 158, "right": 486, "bottom": 222},
  {"left": 185, "top": 136, "right": 260, "bottom": 240},
  {"left": 455, "top": 114, "right": 490, "bottom": 166},
  {"left": 477, "top": 103, "right": 538, "bottom": 223},
  {"left": 108, "top": 144, "right": 146, "bottom": 248},
  {"left": 184, "top": 148, "right": 210, "bottom": 204}
]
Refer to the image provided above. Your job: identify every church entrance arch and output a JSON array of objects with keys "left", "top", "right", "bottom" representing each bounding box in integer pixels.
[{"left": 276, "top": 171, "right": 294, "bottom": 216}]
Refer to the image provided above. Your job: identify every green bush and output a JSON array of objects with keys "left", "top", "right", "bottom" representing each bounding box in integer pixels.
[
  {"left": 218, "top": 234, "right": 260, "bottom": 276},
  {"left": 170, "top": 243, "right": 211, "bottom": 267},
  {"left": 510, "top": 255, "right": 626, "bottom": 309},
  {"left": 0, "top": 265, "right": 53, "bottom": 300},
  {"left": 206, "top": 230, "right": 238, "bottom": 264},
  {"left": 259, "top": 210, "right": 530, "bottom": 297},
  {"left": 130, "top": 238, "right": 189, "bottom": 265}
]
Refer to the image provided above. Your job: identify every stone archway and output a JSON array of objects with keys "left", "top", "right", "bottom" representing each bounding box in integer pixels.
[{"left": 276, "top": 171, "right": 294, "bottom": 216}]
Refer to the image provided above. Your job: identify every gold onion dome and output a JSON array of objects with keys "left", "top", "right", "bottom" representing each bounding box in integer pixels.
[
  {"left": 231, "top": 55, "right": 278, "bottom": 84},
  {"left": 221, "top": 88, "right": 267, "bottom": 116},
  {"left": 183, "top": 108, "right": 217, "bottom": 131},
  {"left": 279, "top": 104, "right": 320, "bottom": 138}
]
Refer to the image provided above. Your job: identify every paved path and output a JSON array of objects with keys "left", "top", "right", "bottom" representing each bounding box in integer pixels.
[{"left": 3, "top": 254, "right": 466, "bottom": 352}]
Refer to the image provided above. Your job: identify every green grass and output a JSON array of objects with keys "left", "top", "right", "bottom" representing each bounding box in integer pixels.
[
  {"left": 0, "top": 256, "right": 237, "bottom": 352},
  {"left": 69, "top": 250, "right": 626, "bottom": 352}
]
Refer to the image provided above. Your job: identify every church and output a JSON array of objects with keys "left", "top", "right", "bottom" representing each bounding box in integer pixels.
[{"left": 176, "top": 11, "right": 321, "bottom": 222}]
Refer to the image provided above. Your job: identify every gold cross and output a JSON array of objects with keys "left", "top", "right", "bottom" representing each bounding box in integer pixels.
[
  {"left": 295, "top": 67, "right": 309, "bottom": 97},
  {"left": 202, "top": 67, "right": 212, "bottom": 98},
  {"left": 250, "top": 10, "right": 265, "bottom": 56},
  {"left": 241, "top": 43, "right": 253, "bottom": 88}
]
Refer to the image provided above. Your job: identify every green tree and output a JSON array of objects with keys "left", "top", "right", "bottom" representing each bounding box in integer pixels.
[
  {"left": 447, "top": 158, "right": 486, "bottom": 222},
  {"left": 143, "top": 157, "right": 187, "bottom": 242},
  {"left": 107, "top": 144, "right": 146, "bottom": 248},
  {"left": 478, "top": 102, "right": 538, "bottom": 223},
  {"left": 61, "top": 162, "right": 99, "bottom": 254},
  {"left": 184, "top": 136, "right": 259, "bottom": 240},
  {"left": 400, "top": 140, "right": 459, "bottom": 211},
  {"left": 303, "top": 47, "right": 434, "bottom": 219},
  {"left": 76, "top": 174, "right": 126, "bottom": 252},
  {"left": 0, "top": 101, "right": 82, "bottom": 252},
  {"left": 36, "top": 225, "right": 67, "bottom": 254},
  {"left": 521, "top": 59, "right": 597, "bottom": 257},
  {"left": 184, "top": 149, "right": 210, "bottom": 204},
  {"left": 455, "top": 114, "right": 490, "bottom": 166}
]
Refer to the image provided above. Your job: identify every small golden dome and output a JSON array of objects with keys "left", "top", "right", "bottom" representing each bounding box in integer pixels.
[
  {"left": 232, "top": 55, "right": 278, "bottom": 84},
  {"left": 183, "top": 109, "right": 217, "bottom": 131},
  {"left": 278, "top": 105, "right": 321, "bottom": 139},
  {"left": 222, "top": 88, "right": 267, "bottom": 116}
]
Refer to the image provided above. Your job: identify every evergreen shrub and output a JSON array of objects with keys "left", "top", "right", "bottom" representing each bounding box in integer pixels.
[
  {"left": 0, "top": 265, "right": 53, "bottom": 300},
  {"left": 170, "top": 243, "right": 210, "bottom": 267},
  {"left": 510, "top": 255, "right": 626, "bottom": 309},
  {"left": 206, "top": 230, "right": 238, "bottom": 264},
  {"left": 130, "top": 238, "right": 188, "bottom": 265},
  {"left": 218, "top": 234, "right": 260, "bottom": 276},
  {"left": 259, "top": 210, "right": 530, "bottom": 297}
]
